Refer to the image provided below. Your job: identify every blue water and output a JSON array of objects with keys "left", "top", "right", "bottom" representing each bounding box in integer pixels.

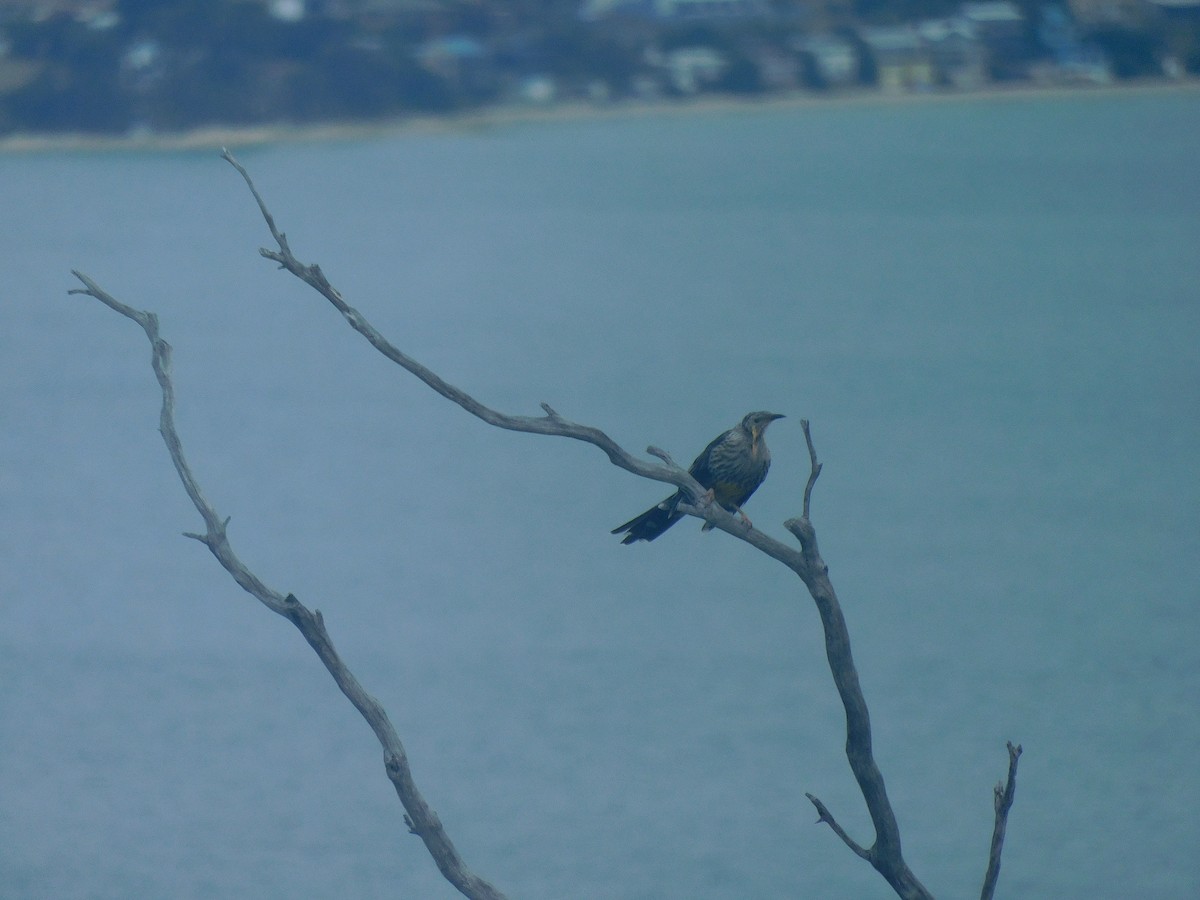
[{"left": 2, "top": 89, "right": 1199, "bottom": 899}]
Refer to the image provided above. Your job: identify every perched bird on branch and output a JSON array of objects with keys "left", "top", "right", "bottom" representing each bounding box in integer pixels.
[{"left": 612, "top": 411, "right": 784, "bottom": 544}]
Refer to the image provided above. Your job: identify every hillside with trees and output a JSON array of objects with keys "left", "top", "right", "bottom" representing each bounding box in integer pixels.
[{"left": 0, "top": 0, "right": 1196, "bottom": 136}]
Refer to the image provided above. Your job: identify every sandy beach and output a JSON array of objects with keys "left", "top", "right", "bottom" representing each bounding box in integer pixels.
[{"left": 1, "top": 77, "right": 1196, "bottom": 154}]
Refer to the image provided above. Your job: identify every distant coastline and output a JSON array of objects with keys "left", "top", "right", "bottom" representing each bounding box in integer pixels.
[{"left": 2, "top": 77, "right": 1196, "bottom": 154}]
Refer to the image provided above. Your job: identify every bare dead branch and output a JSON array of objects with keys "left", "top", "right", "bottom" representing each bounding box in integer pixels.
[
  {"left": 806, "top": 793, "right": 872, "bottom": 861},
  {"left": 800, "top": 418, "right": 823, "bottom": 521},
  {"left": 220, "top": 152, "right": 971, "bottom": 900},
  {"left": 220, "top": 149, "right": 708, "bottom": 506},
  {"left": 980, "top": 742, "right": 1023, "bottom": 900},
  {"left": 783, "top": 432, "right": 931, "bottom": 899},
  {"left": 76, "top": 153, "right": 1022, "bottom": 899},
  {"left": 646, "top": 445, "right": 676, "bottom": 467},
  {"left": 68, "top": 271, "right": 508, "bottom": 900},
  {"left": 220, "top": 151, "right": 816, "bottom": 574}
]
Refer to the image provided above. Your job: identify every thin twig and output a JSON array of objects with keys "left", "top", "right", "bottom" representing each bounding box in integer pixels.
[
  {"left": 800, "top": 418, "right": 823, "bottom": 521},
  {"left": 806, "top": 793, "right": 872, "bottom": 862},
  {"left": 981, "top": 742, "right": 1023, "bottom": 900},
  {"left": 646, "top": 445, "right": 676, "bottom": 467},
  {"left": 68, "top": 271, "right": 508, "bottom": 900},
  {"left": 221, "top": 147, "right": 293, "bottom": 257}
]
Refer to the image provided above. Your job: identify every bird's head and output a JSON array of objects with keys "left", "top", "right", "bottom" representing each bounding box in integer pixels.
[{"left": 741, "top": 411, "right": 784, "bottom": 441}]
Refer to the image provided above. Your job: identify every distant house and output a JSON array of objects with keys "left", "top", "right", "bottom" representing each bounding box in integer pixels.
[
  {"left": 664, "top": 46, "right": 728, "bottom": 93},
  {"left": 919, "top": 17, "right": 988, "bottom": 88},
  {"left": 796, "top": 34, "right": 861, "bottom": 87},
  {"left": 516, "top": 74, "right": 557, "bottom": 104},
  {"left": 861, "top": 27, "right": 935, "bottom": 91},
  {"left": 961, "top": 0, "right": 1035, "bottom": 75}
]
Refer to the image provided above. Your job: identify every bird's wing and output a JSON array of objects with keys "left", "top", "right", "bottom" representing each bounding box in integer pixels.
[
  {"left": 741, "top": 453, "right": 770, "bottom": 503},
  {"left": 688, "top": 427, "right": 734, "bottom": 488}
]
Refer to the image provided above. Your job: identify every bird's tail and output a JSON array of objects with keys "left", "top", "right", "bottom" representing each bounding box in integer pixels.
[{"left": 612, "top": 495, "right": 684, "bottom": 544}]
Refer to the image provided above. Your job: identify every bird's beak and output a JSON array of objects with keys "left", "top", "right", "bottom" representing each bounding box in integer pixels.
[{"left": 767, "top": 413, "right": 785, "bottom": 422}]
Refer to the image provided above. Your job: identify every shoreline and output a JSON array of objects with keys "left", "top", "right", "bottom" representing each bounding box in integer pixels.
[{"left": 1, "top": 77, "right": 1196, "bottom": 154}]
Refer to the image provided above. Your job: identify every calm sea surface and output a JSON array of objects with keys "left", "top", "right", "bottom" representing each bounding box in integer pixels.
[{"left": 2, "top": 89, "right": 1198, "bottom": 899}]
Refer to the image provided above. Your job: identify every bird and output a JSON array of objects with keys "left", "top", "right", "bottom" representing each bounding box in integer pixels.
[{"left": 612, "top": 411, "right": 784, "bottom": 544}]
